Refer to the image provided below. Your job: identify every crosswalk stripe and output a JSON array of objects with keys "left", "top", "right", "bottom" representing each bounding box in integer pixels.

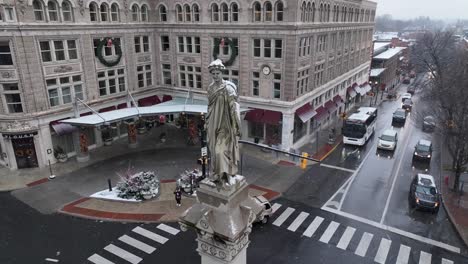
[
  {"left": 119, "top": 235, "right": 156, "bottom": 254},
  {"left": 272, "top": 207, "right": 295, "bottom": 227},
  {"left": 355, "top": 232, "right": 373, "bottom": 257},
  {"left": 88, "top": 254, "right": 115, "bottom": 264},
  {"left": 157, "top": 224, "right": 180, "bottom": 235},
  {"left": 287, "top": 212, "right": 309, "bottom": 232},
  {"left": 374, "top": 238, "right": 392, "bottom": 264},
  {"left": 419, "top": 251, "right": 431, "bottom": 264},
  {"left": 396, "top": 245, "right": 411, "bottom": 264},
  {"left": 302, "top": 216, "right": 324, "bottom": 237},
  {"left": 271, "top": 203, "right": 282, "bottom": 214},
  {"left": 319, "top": 221, "right": 340, "bottom": 244},
  {"left": 442, "top": 258, "right": 454, "bottom": 264},
  {"left": 132, "top": 226, "right": 168, "bottom": 244},
  {"left": 104, "top": 244, "right": 142, "bottom": 264},
  {"left": 336, "top": 226, "right": 356, "bottom": 250}
]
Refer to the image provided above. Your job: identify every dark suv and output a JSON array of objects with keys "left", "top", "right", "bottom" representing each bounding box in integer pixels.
[
  {"left": 392, "top": 108, "right": 407, "bottom": 125},
  {"left": 413, "top": 139, "right": 433, "bottom": 162},
  {"left": 409, "top": 174, "right": 440, "bottom": 213}
]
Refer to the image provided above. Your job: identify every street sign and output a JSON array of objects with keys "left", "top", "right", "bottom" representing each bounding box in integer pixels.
[{"left": 201, "top": 147, "right": 207, "bottom": 157}]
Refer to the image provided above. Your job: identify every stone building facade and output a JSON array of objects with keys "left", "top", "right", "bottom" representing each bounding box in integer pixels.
[{"left": 0, "top": 0, "right": 376, "bottom": 170}]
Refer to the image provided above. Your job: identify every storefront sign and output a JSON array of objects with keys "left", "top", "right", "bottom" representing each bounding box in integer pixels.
[{"left": 2, "top": 132, "right": 37, "bottom": 139}]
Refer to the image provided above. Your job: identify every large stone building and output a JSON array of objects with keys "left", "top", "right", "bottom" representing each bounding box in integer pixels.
[{"left": 0, "top": 0, "right": 376, "bottom": 170}]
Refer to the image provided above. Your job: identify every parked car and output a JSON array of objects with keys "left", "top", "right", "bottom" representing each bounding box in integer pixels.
[
  {"left": 402, "top": 99, "right": 413, "bottom": 112},
  {"left": 423, "top": 116, "right": 436, "bottom": 132},
  {"left": 413, "top": 139, "right": 433, "bottom": 162},
  {"left": 392, "top": 108, "right": 407, "bottom": 125},
  {"left": 409, "top": 71, "right": 416, "bottom": 78},
  {"left": 242, "top": 195, "right": 273, "bottom": 224},
  {"left": 407, "top": 86, "right": 416, "bottom": 95},
  {"left": 403, "top": 77, "right": 411, "bottom": 84},
  {"left": 409, "top": 173, "right": 440, "bottom": 213},
  {"left": 401, "top": 93, "right": 412, "bottom": 103},
  {"left": 377, "top": 129, "right": 398, "bottom": 151}
]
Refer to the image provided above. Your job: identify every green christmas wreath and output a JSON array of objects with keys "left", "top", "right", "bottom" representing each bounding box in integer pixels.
[
  {"left": 97, "top": 38, "right": 122, "bottom": 67},
  {"left": 213, "top": 38, "right": 238, "bottom": 67}
]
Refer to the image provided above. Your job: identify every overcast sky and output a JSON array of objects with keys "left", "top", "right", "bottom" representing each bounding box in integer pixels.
[{"left": 373, "top": 0, "right": 468, "bottom": 20}]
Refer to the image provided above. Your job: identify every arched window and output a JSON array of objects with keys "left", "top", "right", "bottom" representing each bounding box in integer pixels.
[
  {"left": 159, "top": 5, "right": 167, "bottom": 22},
  {"left": 231, "top": 3, "right": 238, "bottom": 22},
  {"left": 111, "top": 3, "right": 119, "bottom": 22},
  {"left": 193, "top": 4, "right": 200, "bottom": 22},
  {"left": 264, "top": 2, "right": 272, "bottom": 22},
  {"left": 311, "top": 3, "right": 315, "bottom": 22},
  {"left": 326, "top": 4, "right": 330, "bottom": 22},
  {"left": 47, "top": 1, "right": 59, "bottom": 21},
  {"left": 275, "top": 1, "right": 283, "bottom": 21},
  {"left": 349, "top": 8, "right": 353, "bottom": 22},
  {"left": 253, "top": 2, "right": 261, "bottom": 22},
  {"left": 141, "top": 5, "right": 148, "bottom": 22},
  {"left": 360, "top": 9, "right": 364, "bottom": 22},
  {"left": 131, "top": 4, "right": 139, "bottom": 21},
  {"left": 89, "top": 2, "right": 98, "bottom": 21},
  {"left": 176, "top": 4, "right": 183, "bottom": 22},
  {"left": 211, "top": 3, "right": 219, "bottom": 22},
  {"left": 100, "top": 3, "right": 108, "bottom": 22},
  {"left": 62, "top": 1, "right": 73, "bottom": 21},
  {"left": 221, "top": 3, "right": 228, "bottom": 22},
  {"left": 300, "top": 2, "right": 306, "bottom": 22},
  {"left": 184, "top": 4, "right": 191, "bottom": 22},
  {"left": 33, "top": 0, "right": 45, "bottom": 21},
  {"left": 318, "top": 3, "right": 323, "bottom": 22},
  {"left": 306, "top": 2, "right": 311, "bottom": 22}
]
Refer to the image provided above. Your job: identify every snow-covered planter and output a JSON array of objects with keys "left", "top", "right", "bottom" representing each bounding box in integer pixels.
[
  {"left": 177, "top": 169, "right": 204, "bottom": 194},
  {"left": 116, "top": 170, "right": 160, "bottom": 201}
]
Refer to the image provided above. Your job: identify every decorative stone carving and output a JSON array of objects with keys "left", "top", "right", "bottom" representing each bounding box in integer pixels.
[
  {"left": 137, "top": 56, "right": 151, "bottom": 63},
  {"left": 161, "top": 54, "right": 170, "bottom": 61},
  {"left": 1, "top": 71, "right": 15, "bottom": 79},
  {"left": 123, "top": 0, "right": 129, "bottom": 15},
  {"left": 54, "top": 65, "right": 74, "bottom": 73},
  {"left": 16, "top": 0, "right": 27, "bottom": 14},
  {"left": 182, "top": 56, "right": 196, "bottom": 63},
  {"left": 1, "top": 121, "right": 38, "bottom": 133}
]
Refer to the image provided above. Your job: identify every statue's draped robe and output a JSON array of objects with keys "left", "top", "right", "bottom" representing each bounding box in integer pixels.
[{"left": 206, "top": 80, "right": 240, "bottom": 181}]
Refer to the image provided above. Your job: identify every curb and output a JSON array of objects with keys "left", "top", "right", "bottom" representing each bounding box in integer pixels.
[
  {"left": 441, "top": 185, "right": 468, "bottom": 248},
  {"left": 318, "top": 136, "right": 343, "bottom": 162}
]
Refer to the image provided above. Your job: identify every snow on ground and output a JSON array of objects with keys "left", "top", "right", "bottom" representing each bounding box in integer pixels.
[{"left": 90, "top": 188, "right": 140, "bottom": 202}]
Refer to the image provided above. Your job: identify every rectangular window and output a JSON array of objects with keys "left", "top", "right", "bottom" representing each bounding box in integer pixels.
[
  {"left": 252, "top": 72, "right": 260, "bottom": 96},
  {"left": 5, "top": 7, "right": 15, "bottom": 21},
  {"left": 314, "top": 64, "right": 325, "bottom": 87},
  {"left": 296, "top": 69, "right": 309, "bottom": 96},
  {"left": 0, "top": 41, "right": 13, "bottom": 65},
  {"left": 39, "top": 39, "right": 78, "bottom": 62},
  {"left": 97, "top": 68, "right": 126, "bottom": 96},
  {"left": 137, "top": 64, "right": 152, "bottom": 88},
  {"left": 253, "top": 39, "right": 282, "bottom": 58},
  {"left": 46, "top": 74, "right": 84, "bottom": 106},
  {"left": 161, "top": 36, "right": 170, "bottom": 51},
  {"left": 316, "top": 35, "right": 327, "bottom": 53},
  {"left": 93, "top": 38, "right": 121, "bottom": 58},
  {"left": 2, "top": 83, "right": 23, "bottom": 113},
  {"left": 222, "top": 69, "right": 239, "bottom": 87},
  {"left": 134, "top": 36, "right": 149, "bottom": 53},
  {"left": 253, "top": 39, "right": 261, "bottom": 57},
  {"left": 177, "top": 36, "right": 200, "bottom": 54},
  {"left": 273, "top": 73, "right": 281, "bottom": 99},
  {"left": 162, "top": 64, "right": 172, "bottom": 85},
  {"left": 179, "top": 65, "right": 201, "bottom": 88}
]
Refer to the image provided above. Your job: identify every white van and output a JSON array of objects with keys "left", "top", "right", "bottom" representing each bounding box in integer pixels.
[
  {"left": 242, "top": 195, "right": 273, "bottom": 224},
  {"left": 377, "top": 129, "right": 398, "bottom": 151}
]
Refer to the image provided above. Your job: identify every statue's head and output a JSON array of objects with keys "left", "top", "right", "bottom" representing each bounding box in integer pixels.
[{"left": 208, "top": 59, "right": 226, "bottom": 73}]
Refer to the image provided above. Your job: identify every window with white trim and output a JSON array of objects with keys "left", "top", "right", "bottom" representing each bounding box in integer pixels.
[
  {"left": 273, "top": 73, "right": 281, "bottom": 99},
  {"left": 252, "top": 71, "right": 260, "bottom": 96},
  {"left": 93, "top": 38, "right": 121, "bottom": 57},
  {"left": 2, "top": 7, "right": 16, "bottom": 22},
  {"left": 89, "top": 2, "right": 98, "bottom": 21},
  {"left": 0, "top": 41, "right": 13, "bottom": 65},
  {"left": 222, "top": 69, "right": 239, "bottom": 87},
  {"left": 1, "top": 83, "right": 23, "bottom": 113},
  {"left": 231, "top": 3, "right": 238, "bottom": 22},
  {"left": 0, "top": 7, "right": 3, "bottom": 21},
  {"left": 159, "top": 5, "right": 167, "bottom": 22},
  {"left": 184, "top": 4, "right": 191, "bottom": 22},
  {"left": 211, "top": 3, "right": 219, "bottom": 22},
  {"left": 316, "top": 35, "right": 327, "bottom": 53},
  {"left": 178, "top": 36, "right": 201, "bottom": 54},
  {"left": 299, "top": 37, "right": 312, "bottom": 57},
  {"left": 62, "top": 1, "right": 73, "bottom": 22},
  {"left": 134, "top": 36, "right": 149, "bottom": 53},
  {"left": 141, "top": 5, "right": 148, "bottom": 22},
  {"left": 33, "top": 0, "right": 45, "bottom": 21},
  {"left": 131, "top": 4, "right": 139, "bottom": 22},
  {"left": 46, "top": 74, "right": 84, "bottom": 107},
  {"left": 314, "top": 63, "right": 325, "bottom": 87},
  {"left": 193, "top": 4, "right": 200, "bottom": 21},
  {"left": 297, "top": 69, "right": 309, "bottom": 96},
  {"left": 176, "top": 5, "right": 183, "bottom": 22},
  {"left": 97, "top": 68, "right": 126, "bottom": 96},
  {"left": 39, "top": 40, "right": 78, "bottom": 62},
  {"left": 110, "top": 3, "right": 119, "bottom": 21},
  {"left": 253, "top": 38, "right": 282, "bottom": 58},
  {"left": 161, "top": 35, "right": 170, "bottom": 51},
  {"left": 162, "top": 64, "right": 172, "bottom": 85},
  {"left": 179, "top": 65, "right": 202, "bottom": 89},
  {"left": 100, "top": 3, "right": 109, "bottom": 22},
  {"left": 137, "top": 64, "right": 152, "bottom": 88}
]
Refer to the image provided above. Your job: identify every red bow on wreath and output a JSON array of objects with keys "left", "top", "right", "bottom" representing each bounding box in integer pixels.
[
  {"left": 220, "top": 38, "right": 225, "bottom": 48},
  {"left": 106, "top": 38, "right": 113, "bottom": 47}
]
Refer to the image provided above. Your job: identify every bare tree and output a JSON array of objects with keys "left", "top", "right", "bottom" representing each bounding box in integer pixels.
[{"left": 412, "top": 30, "right": 468, "bottom": 191}]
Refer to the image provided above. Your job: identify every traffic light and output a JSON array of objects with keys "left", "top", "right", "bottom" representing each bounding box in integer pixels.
[{"left": 300, "top": 152, "right": 309, "bottom": 169}]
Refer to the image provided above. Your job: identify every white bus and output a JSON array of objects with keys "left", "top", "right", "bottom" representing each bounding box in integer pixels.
[{"left": 342, "top": 107, "right": 378, "bottom": 146}]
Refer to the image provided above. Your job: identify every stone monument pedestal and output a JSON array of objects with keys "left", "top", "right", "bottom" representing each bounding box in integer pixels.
[{"left": 179, "top": 175, "right": 261, "bottom": 264}]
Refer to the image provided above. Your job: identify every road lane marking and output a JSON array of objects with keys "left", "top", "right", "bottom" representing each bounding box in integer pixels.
[
  {"left": 302, "top": 216, "right": 324, "bottom": 238},
  {"left": 118, "top": 235, "right": 156, "bottom": 254},
  {"left": 271, "top": 203, "right": 282, "bottom": 214},
  {"left": 132, "top": 226, "right": 168, "bottom": 244},
  {"left": 379, "top": 123, "right": 414, "bottom": 224},
  {"left": 45, "top": 258, "right": 59, "bottom": 263},
  {"left": 272, "top": 207, "right": 295, "bottom": 227},
  {"left": 157, "top": 223, "right": 179, "bottom": 235},
  {"left": 104, "top": 244, "right": 142, "bottom": 264},
  {"left": 419, "top": 251, "right": 431, "bottom": 264},
  {"left": 355, "top": 232, "right": 374, "bottom": 257},
  {"left": 88, "top": 254, "right": 115, "bottom": 264},
  {"left": 374, "top": 238, "right": 392, "bottom": 264},
  {"left": 319, "top": 221, "right": 340, "bottom": 244},
  {"left": 442, "top": 258, "right": 454, "bottom": 264},
  {"left": 320, "top": 163, "right": 356, "bottom": 173},
  {"left": 287, "top": 212, "right": 309, "bottom": 232},
  {"left": 336, "top": 226, "right": 356, "bottom": 250},
  {"left": 396, "top": 244, "right": 411, "bottom": 264},
  {"left": 322, "top": 206, "right": 460, "bottom": 253}
]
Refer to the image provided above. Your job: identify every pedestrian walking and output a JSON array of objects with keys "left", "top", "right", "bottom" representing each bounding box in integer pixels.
[{"left": 174, "top": 187, "right": 182, "bottom": 206}]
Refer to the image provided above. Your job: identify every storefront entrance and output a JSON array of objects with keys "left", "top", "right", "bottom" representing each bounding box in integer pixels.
[{"left": 12, "top": 136, "right": 38, "bottom": 169}]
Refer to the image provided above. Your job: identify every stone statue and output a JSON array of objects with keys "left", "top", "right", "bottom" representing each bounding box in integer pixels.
[{"left": 206, "top": 59, "right": 241, "bottom": 189}]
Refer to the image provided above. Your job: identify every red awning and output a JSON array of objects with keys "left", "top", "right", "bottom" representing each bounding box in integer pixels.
[
  {"left": 347, "top": 86, "right": 357, "bottom": 98},
  {"left": 324, "top": 100, "right": 337, "bottom": 113},
  {"left": 50, "top": 120, "right": 77, "bottom": 136},
  {"left": 117, "top": 103, "right": 127, "bottom": 109},
  {"left": 314, "top": 106, "right": 328, "bottom": 121},
  {"left": 262, "top": 110, "right": 282, "bottom": 125},
  {"left": 244, "top": 109, "right": 264, "bottom": 122},
  {"left": 296, "top": 103, "right": 317, "bottom": 123},
  {"left": 162, "top": 95, "right": 173, "bottom": 102},
  {"left": 99, "top": 106, "right": 117, "bottom": 113},
  {"left": 138, "top": 95, "right": 161, "bottom": 107},
  {"left": 80, "top": 112, "right": 92, "bottom": 117},
  {"left": 333, "top": 95, "right": 344, "bottom": 106}
]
